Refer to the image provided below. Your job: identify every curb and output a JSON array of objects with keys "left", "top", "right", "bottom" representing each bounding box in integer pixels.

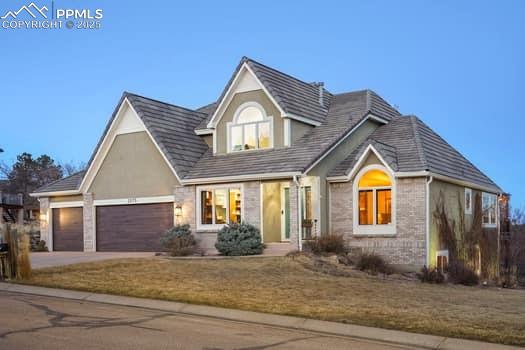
[{"left": 0, "top": 282, "right": 519, "bottom": 350}]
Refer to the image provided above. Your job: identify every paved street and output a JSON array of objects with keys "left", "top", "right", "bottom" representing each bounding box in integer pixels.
[{"left": 0, "top": 291, "right": 417, "bottom": 350}]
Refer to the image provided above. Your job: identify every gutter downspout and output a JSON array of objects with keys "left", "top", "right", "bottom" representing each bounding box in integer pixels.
[
  {"left": 425, "top": 175, "right": 434, "bottom": 267},
  {"left": 293, "top": 175, "right": 303, "bottom": 251}
]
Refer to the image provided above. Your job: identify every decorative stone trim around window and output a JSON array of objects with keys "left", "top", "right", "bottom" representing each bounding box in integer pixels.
[{"left": 352, "top": 164, "right": 396, "bottom": 236}]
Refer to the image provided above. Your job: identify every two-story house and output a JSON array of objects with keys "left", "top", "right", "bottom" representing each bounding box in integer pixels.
[{"left": 32, "top": 57, "right": 503, "bottom": 270}]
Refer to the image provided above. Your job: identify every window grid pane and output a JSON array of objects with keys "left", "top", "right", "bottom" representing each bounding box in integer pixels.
[
  {"left": 229, "top": 189, "right": 241, "bottom": 224},
  {"left": 201, "top": 191, "right": 213, "bottom": 225},
  {"left": 214, "top": 189, "right": 227, "bottom": 224},
  {"left": 243, "top": 124, "right": 257, "bottom": 150},
  {"left": 258, "top": 121, "right": 271, "bottom": 149},
  {"left": 359, "top": 190, "right": 373, "bottom": 225},
  {"left": 376, "top": 189, "right": 392, "bottom": 225}
]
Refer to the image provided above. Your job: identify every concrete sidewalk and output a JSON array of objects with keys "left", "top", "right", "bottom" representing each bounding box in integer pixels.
[{"left": 0, "top": 282, "right": 519, "bottom": 350}]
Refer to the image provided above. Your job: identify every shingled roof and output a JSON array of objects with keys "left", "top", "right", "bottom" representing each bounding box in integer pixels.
[
  {"left": 34, "top": 171, "right": 85, "bottom": 193},
  {"left": 184, "top": 89, "right": 400, "bottom": 180},
  {"left": 328, "top": 116, "right": 501, "bottom": 192},
  {"left": 196, "top": 57, "right": 337, "bottom": 132}
]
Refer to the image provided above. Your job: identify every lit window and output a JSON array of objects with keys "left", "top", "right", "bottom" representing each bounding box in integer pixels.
[
  {"left": 199, "top": 187, "right": 242, "bottom": 227},
  {"left": 229, "top": 102, "right": 272, "bottom": 152},
  {"left": 482, "top": 192, "right": 497, "bottom": 227},
  {"left": 436, "top": 250, "right": 449, "bottom": 273},
  {"left": 357, "top": 169, "right": 392, "bottom": 226},
  {"left": 465, "top": 188, "right": 472, "bottom": 215}
]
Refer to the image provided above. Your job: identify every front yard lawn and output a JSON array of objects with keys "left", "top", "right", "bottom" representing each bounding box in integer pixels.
[{"left": 21, "top": 256, "right": 525, "bottom": 346}]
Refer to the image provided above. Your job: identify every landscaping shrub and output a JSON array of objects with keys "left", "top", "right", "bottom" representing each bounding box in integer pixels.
[
  {"left": 448, "top": 261, "right": 479, "bottom": 286},
  {"left": 32, "top": 240, "right": 48, "bottom": 252},
  {"left": 303, "top": 234, "right": 347, "bottom": 255},
  {"left": 356, "top": 253, "right": 392, "bottom": 275},
  {"left": 160, "top": 224, "right": 198, "bottom": 256},
  {"left": 418, "top": 266, "right": 445, "bottom": 284},
  {"left": 215, "top": 223, "right": 264, "bottom": 256}
]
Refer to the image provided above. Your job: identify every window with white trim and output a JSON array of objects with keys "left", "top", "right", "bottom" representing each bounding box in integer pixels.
[
  {"left": 228, "top": 102, "right": 272, "bottom": 152},
  {"left": 464, "top": 188, "right": 472, "bottom": 215},
  {"left": 482, "top": 192, "right": 497, "bottom": 227},
  {"left": 358, "top": 169, "right": 392, "bottom": 226},
  {"left": 198, "top": 187, "right": 242, "bottom": 228},
  {"left": 353, "top": 166, "right": 395, "bottom": 235}
]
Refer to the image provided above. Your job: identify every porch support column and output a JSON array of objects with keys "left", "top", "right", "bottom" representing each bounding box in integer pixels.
[
  {"left": 289, "top": 182, "right": 300, "bottom": 250},
  {"left": 243, "top": 181, "right": 261, "bottom": 229},
  {"left": 174, "top": 184, "right": 196, "bottom": 233},
  {"left": 39, "top": 197, "right": 50, "bottom": 245},
  {"left": 83, "top": 193, "right": 95, "bottom": 252}
]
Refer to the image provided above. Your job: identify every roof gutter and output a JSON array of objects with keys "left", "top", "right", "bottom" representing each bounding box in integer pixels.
[
  {"left": 180, "top": 172, "right": 302, "bottom": 185},
  {"left": 30, "top": 190, "right": 81, "bottom": 198}
]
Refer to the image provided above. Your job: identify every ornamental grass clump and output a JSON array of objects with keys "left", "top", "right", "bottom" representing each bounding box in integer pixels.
[
  {"left": 160, "top": 224, "right": 198, "bottom": 256},
  {"left": 215, "top": 222, "right": 264, "bottom": 256}
]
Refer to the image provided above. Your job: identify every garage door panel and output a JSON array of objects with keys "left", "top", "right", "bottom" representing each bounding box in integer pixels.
[
  {"left": 96, "top": 203, "right": 173, "bottom": 252},
  {"left": 53, "top": 207, "right": 83, "bottom": 251}
]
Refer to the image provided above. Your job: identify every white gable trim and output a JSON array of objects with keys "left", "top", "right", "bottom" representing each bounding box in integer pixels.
[
  {"left": 207, "top": 63, "right": 285, "bottom": 129},
  {"left": 79, "top": 98, "right": 182, "bottom": 193},
  {"left": 325, "top": 144, "right": 395, "bottom": 182}
]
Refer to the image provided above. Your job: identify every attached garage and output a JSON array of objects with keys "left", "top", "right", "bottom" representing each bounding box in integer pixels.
[
  {"left": 96, "top": 202, "right": 174, "bottom": 252},
  {"left": 52, "top": 207, "right": 84, "bottom": 251}
]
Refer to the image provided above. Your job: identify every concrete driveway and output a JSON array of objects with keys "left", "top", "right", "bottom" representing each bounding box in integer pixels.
[{"left": 30, "top": 252, "right": 154, "bottom": 268}]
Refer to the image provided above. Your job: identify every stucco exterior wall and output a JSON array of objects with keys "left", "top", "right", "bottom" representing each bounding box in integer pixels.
[
  {"left": 290, "top": 119, "right": 313, "bottom": 143},
  {"left": 49, "top": 195, "right": 84, "bottom": 202},
  {"left": 330, "top": 177, "right": 427, "bottom": 268},
  {"left": 307, "top": 119, "right": 380, "bottom": 234},
  {"left": 88, "top": 131, "right": 179, "bottom": 200},
  {"left": 215, "top": 90, "right": 283, "bottom": 154}
]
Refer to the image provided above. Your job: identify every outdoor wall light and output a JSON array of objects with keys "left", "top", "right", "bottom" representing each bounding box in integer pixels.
[
  {"left": 174, "top": 205, "right": 182, "bottom": 217},
  {"left": 39, "top": 213, "right": 47, "bottom": 222}
]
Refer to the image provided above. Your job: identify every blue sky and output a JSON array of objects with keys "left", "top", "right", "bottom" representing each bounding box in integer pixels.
[{"left": 0, "top": 0, "right": 524, "bottom": 208}]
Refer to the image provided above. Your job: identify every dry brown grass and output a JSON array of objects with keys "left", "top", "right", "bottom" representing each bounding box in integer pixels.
[{"left": 21, "top": 256, "right": 525, "bottom": 346}]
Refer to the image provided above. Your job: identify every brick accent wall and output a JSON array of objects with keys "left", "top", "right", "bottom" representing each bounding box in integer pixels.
[
  {"left": 174, "top": 184, "right": 196, "bottom": 233},
  {"left": 39, "top": 197, "right": 50, "bottom": 245},
  {"left": 243, "top": 181, "right": 261, "bottom": 228},
  {"left": 330, "top": 177, "right": 427, "bottom": 267},
  {"left": 83, "top": 193, "right": 95, "bottom": 252}
]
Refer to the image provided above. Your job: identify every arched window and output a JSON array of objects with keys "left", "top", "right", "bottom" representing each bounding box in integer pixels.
[
  {"left": 354, "top": 165, "right": 395, "bottom": 234},
  {"left": 229, "top": 102, "right": 272, "bottom": 152}
]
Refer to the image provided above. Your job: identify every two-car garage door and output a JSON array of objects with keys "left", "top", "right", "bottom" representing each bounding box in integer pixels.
[
  {"left": 96, "top": 203, "right": 174, "bottom": 252},
  {"left": 52, "top": 203, "right": 173, "bottom": 252}
]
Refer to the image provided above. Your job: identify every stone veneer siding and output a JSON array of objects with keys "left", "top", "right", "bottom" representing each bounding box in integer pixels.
[
  {"left": 83, "top": 193, "right": 95, "bottom": 252},
  {"left": 330, "top": 177, "right": 427, "bottom": 267},
  {"left": 39, "top": 197, "right": 50, "bottom": 245}
]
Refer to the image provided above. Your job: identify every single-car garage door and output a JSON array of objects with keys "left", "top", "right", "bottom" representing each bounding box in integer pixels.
[
  {"left": 53, "top": 207, "right": 84, "bottom": 251},
  {"left": 96, "top": 203, "right": 174, "bottom": 252}
]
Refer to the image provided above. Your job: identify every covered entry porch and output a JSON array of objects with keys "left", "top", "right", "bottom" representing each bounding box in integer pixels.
[{"left": 260, "top": 177, "right": 320, "bottom": 246}]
